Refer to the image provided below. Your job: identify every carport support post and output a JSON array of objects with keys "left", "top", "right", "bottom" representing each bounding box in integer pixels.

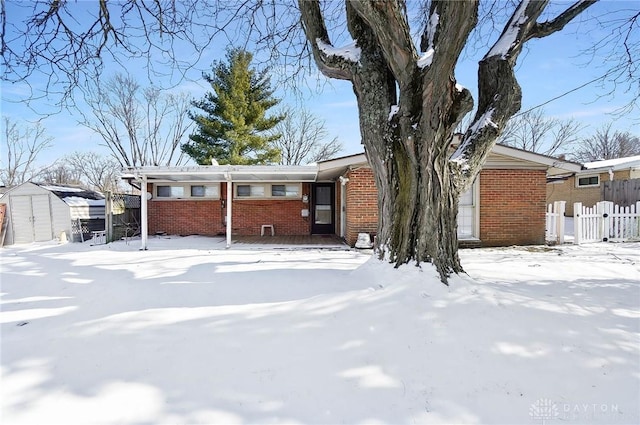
[
  {"left": 105, "top": 191, "right": 113, "bottom": 243},
  {"left": 226, "top": 176, "right": 232, "bottom": 248},
  {"left": 141, "top": 174, "right": 148, "bottom": 250}
]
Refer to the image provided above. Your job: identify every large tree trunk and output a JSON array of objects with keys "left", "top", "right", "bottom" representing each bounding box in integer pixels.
[
  {"left": 299, "top": 0, "right": 596, "bottom": 283},
  {"left": 352, "top": 70, "right": 468, "bottom": 280},
  {"left": 346, "top": 0, "right": 475, "bottom": 281}
]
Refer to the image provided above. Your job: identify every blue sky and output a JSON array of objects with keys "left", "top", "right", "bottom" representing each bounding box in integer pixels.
[{"left": 1, "top": 1, "right": 638, "bottom": 167}]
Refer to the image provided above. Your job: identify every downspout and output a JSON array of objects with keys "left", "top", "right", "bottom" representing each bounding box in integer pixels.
[
  {"left": 339, "top": 175, "right": 349, "bottom": 238},
  {"left": 226, "top": 172, "right": 232, "bottom": 249},
  {"left": 140, "top": 174, "right": 148, "bottom": 250}
]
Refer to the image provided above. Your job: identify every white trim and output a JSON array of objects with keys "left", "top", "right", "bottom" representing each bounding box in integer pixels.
[
  {"left": 473, "top": 176, "right": 480, "bottom": 239},
  {"left": 140, "top": 174, "right": 148, "bottom": 250},
  {"left": 490, "top": 144, "right": 582, "bottom": 171},
  {"left": 576, "top": 174, "right": 600, "bottom": 188},
  {"left": 154, "top": 183, "right": 221, "bottom": 199},
  {"left": 126, "top": 165, "right": 318, "bottom": 182},
  {"left": 457, "top": 178, "right": 480, "bottom": 240},
  {"left": 234, "top": 183, "right": 302, "bottom": 199},
  {"left": 339, "top": 176, "right": 349, "bottom": 238},
  {"left": 226, "top": 178, "right": 232, "bottom": 248},
  {"left": 583, "top": 155, "right": 640, "bottom": 171}
]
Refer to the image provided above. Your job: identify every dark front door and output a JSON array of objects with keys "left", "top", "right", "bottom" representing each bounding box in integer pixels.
[{"left": 311, "top": 183, "right": 335, "bottom": 234}]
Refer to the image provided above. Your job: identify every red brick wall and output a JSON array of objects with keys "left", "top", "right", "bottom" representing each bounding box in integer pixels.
[
  {"left": 149, "top": 199, "right": 225, "bottom": 236},
  {"left": 231, "top": 198, "right": 310, "bottom": 236},
  {"left": 341, "top": 167, "right": 547, "bottom": 247},
  {"left": 345, "top": 167, "right": 379, "bottom": 246},
  {"left": 479, "top": 169, "right": 547, "bottom": 246},
  {"left": 148, "top": 182, "right": 311, "bottom": 236}
]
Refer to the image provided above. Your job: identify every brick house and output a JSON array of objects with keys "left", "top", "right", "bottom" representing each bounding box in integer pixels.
[
  {"left": 547, "top": 155, "right": 640, "bottom": 216},
  {"left": 127, "top": 144, "right": 578, "bottom": 249},
  {"left": 318, "top": 145, "right": 578, "bottom": 247}
]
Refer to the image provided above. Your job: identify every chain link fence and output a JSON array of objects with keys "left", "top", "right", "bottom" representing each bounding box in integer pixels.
[{"left": 105, "top": 192, "right": 141, "bottom": 243}]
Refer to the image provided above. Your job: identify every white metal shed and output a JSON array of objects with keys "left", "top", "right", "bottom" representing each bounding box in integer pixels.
[{"left": 0, "top": 182, "right": 72, "bottom": 245}]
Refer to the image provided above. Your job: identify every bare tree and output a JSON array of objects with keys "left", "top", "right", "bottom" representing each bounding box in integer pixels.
[
  {"left": 274, "top": 107, "right": 343, "bottom": 165},
  {"left": 0, "top": 116, "right": 52, "bottom": 186},
  {"left": 3, "top": 1, "right": 637, "bottom": 281},
  {"left": 64, "top": 152, "right": 120, "bottom": 192},
  {"left": 1, "top": 1, "right": 219, "bottom": 107},
  {"left": 571, "top": 124, "right": 640, "bottom": 163},
  {"left": 498, "top": 108, "right": 584, "bottom": 157},
  {"left": 298, "top": 1, "right": 599, "bottom": 280},
  {"left": 39, "top": 162, "right": 83, "bottom": 187},
  {"left": 80, "top": 73, "right": 192, "bottom": 167}
]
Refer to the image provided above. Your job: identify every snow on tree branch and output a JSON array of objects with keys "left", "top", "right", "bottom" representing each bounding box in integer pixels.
[
  {"left": 348, "top": 0, "right": 416, "bottom": 81},
  {"left": 485, "top": 0, "right": 531, "bottom": 59},
  {"left": 418, "top": 10, "right": 439, "bottom": 69},
  {"left": 451, "top": 0, "right": 596, "bottom": 192},
  {"left": 298, "top": 0, "right": 354, "bottom": 81},
  {"left": 316, "top": 39, "right": 361, "bottom": 63}
]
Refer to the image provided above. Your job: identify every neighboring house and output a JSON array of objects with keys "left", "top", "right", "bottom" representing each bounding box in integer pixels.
[
  {"left": 127, "top": 143, "right": 578, "bottom": 248},
  {"left": 0, "top": 182, "right": 105, "bottom": 245},
  {"left": 547, "top": 155, "right": 640, "bottom": 216}
]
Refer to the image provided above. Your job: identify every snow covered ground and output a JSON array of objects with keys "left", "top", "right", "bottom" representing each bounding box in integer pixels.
[{"left": 1, "top": 236, "right": 639, "bottom": 424}]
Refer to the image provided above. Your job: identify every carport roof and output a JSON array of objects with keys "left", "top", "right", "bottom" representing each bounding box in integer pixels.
[{"left": 123, "top": 165, "right": 318, "bottom": 183}]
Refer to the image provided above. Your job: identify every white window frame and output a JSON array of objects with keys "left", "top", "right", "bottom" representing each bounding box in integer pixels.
[
  {"left": 576, "top": 175, "right": 600, "bottom": 188},
  {"left": 155, "top": 183, "right": 220, "bottom": 200},
  {"left": 190, "top": 184, "right": 220, "bottom": 198},
  {"left": 457, "top": 178, "right": 480, "bottom": 240},
  {"left": 234, "top": 183, "right": 302, "bottom": 199},
  {"left": 271, "top": 184, "right": 300, "bottom": 198}
]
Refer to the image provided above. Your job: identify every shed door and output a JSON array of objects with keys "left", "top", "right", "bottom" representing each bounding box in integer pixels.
[
  {"left": 31, "top": 195, "right": 53, "bottom": 241},
  {"left": 10, "top": 195, "right": 53, "bottom": 243}
]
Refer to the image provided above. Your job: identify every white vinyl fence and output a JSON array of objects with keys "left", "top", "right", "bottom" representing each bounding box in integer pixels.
[
  {"left": 546, "top": 201, "right": 640, "bottom": 245},
  {"left": 574, "top": 201, "right": 640, "bottom": 244},
  {"left": 545, "top": 201, "right": 566, "bottom": 244}
]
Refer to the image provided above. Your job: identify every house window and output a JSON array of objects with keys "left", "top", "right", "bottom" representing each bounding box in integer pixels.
[
  {"left": 235, "top": 183, "right": 301, "bottom": 198},
  {"left": 191, "top": 185, "right": 219, "bottom": 198},
  {"left": 156, "top": 184, "right": 219, "bottom": 199},
  {"left": 457, "top": 180, "right": 478, "bottom": 239},
  {"left": 271, "top": 184, "right": 300, "bottom": 197},
  {"left": 236, "top": 184, "right": 265, "bottom": 197},
  {"left": 577, "top": 175, "right": 599, "bottom": 187},
  {"left": 156, "top": 185, "right": 184, "bottom": 198}
]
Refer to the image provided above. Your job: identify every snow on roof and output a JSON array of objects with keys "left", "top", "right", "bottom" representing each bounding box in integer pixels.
[
  {"left": 61, "top": 196, "right": 105, "bottom": 207},
  {"left": 583, "top": 155, "right": 640, "bottom": 170},
  {"left": 38, "top": 184, "right": 105, "bottom": 203},
  {"left": 40, "top": 184, "right": 85, "bottom": 192}
]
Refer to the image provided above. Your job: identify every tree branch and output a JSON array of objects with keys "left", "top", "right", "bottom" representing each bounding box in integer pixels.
[
  {"left": 347, "top": 0, "right": 415, "bottom": 81},
  {"left": 452, "top": 0, "right": 596, "bottom": 191},
  {"left": 298, "top": 0, "right": 355, "bottom": 81},
  {"left": 528, "top": 0, "right": 597, "bottom": 41}
]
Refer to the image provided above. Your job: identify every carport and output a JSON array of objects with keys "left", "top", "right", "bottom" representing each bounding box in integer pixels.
[{"left": 125, "top": 165, "right": 318, "bottom": 250}]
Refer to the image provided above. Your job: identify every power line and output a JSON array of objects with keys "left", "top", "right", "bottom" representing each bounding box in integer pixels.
[{"left": 513, "top": 73, "right": 607, "bottom": 118}]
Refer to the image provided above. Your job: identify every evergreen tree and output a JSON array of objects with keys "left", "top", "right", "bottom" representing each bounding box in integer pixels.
[{"left": 183, "top": 48, "right": 283, "bottom": 165}]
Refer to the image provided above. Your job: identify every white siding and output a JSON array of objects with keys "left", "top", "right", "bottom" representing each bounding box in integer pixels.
[
  {"left": 31, "top": 194, "right": 54, "bottom": 242},
  {"left": 1, "top": 183, "right": 72, "bottom": 245},
  {"left": 9, "top": 196, "right": 34, "bottom": 244}
]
